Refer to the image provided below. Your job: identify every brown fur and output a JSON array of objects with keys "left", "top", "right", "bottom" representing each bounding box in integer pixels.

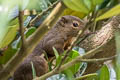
[{"left": 13, "top": 16, "right": 84, "bottom": 80}]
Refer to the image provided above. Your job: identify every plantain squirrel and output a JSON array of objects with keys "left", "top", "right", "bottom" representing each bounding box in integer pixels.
[{"left": 13, "top": 15, "right": 85, "bottom": 80}]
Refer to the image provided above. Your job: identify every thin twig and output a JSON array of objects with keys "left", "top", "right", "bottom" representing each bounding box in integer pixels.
[
  {"left": 34, "top": 43, "right": 105, "bottom": 80},
  {"left": 29, "top": 0, "right": 60, "bottom": 26},
  {"left": 77, "top": 55, "right": 116, "bottom": 62},
  {"left": 75, "top": 73, "right": 98, "bottom": 80},
  {"left": 0, "top": 2, "right": 65, "bottom": 80},
  {"left": 34, "top": 13, "right": 102, "bottom": 80},
  {"left": 18, "top": 11, "right": 26, "bottom": 50},
  {"left": 34, "top": 49, "right": 115, "bottom": 80},
  {"left": 56, "top": 30, "right": 83, "bottom": 69},
  {"left": 34, "top": 16, "right": 120, "bottom": 80}
]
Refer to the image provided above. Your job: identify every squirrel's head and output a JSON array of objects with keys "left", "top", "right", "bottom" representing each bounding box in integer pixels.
[{"left": 57, "top": 15, "right": 85, "bottom": 37}]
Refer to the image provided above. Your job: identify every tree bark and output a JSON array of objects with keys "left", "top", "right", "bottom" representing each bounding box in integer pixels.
[{"left": 79, "top": 16, "right": 120, "bottom": 74}]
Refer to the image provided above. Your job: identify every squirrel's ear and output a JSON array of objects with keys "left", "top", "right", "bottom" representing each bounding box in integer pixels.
[
  {"left": 59, "top": 16, "right": 68, "bottom": 27},
  {"left": 61, "top": 16, "right": 68, "bottom": 24}
]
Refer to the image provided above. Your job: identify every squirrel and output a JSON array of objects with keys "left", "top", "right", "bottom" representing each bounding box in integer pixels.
[{"left": 13, "top": 15, "right": 85, "bottom": 80}]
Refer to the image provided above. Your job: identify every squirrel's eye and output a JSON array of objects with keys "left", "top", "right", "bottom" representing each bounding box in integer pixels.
[{"left": 73, "top": 22, "right": 79, "bottom": 27}]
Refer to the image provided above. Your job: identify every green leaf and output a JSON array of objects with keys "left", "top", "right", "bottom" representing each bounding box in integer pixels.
[
  {"left": 69, "top": 50, "right": 79, "bottom": 59},
  {"left": 65, "top": 50, "right": 82, "bottom": 74},
  {"left": 31, "top": 61, "right": 36, "bottom": 79},
  {"left": 0, "top": 46, "right": 17, "bottom": 64},
  {"left": 53, "top": 47, "right": 59, "bottom": 59},
  {"left": 83, "top": 0, "right": 92, "bottom": 10},
  {"left": 0, "top": 0, "right": 26, "bottom": 49},
  {"left": 9, "top": 17, "right": 19, "bottom": 26},
  {"left": 73, "top": 46, "right": 85, "bottom": 55},
  {"left": 12, "top": 27, "right": 36, "bottom": 49},
  {"left": 63, "top": 0, "right": 89, "bottom": 14},
  {"left": 52, "top": 47, "right": 62, "bottom": 66},
  {"left": 62, "top": 8, "right": 86, "bottom": 19},
  {"left": 25, "top": 27, "right": 36, "bottom": 38},
  {"left": 98, "top": 0, "right": 111, "bottom": 10},
  {"left": 115, "top": 30, "right": 120, "bottom": 80},
  {"left": 63, "top": 69, "right": 75, "bottom": 80},
  {"left": 56, "top": 56, "right": 62, "bottom": 67},
  {"left": 96, "top": 4, "right": 120, "bottom": 21},
  {"left": 99, "top": 65, "right": 110, "bottom": 80},
  {"left": 0, "top": 24, "right": 18, "bottom": 48},
  {"left": 92, "top": 0, "right": 104, "bottom": 5}
]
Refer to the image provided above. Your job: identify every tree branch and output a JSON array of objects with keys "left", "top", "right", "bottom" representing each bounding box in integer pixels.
[
  {"left": 0, "top": 2, "right": 66, "bottom": 80},
  {"left": 34, "top": 42, "right": 115, "bottom": 80},
  {"left": 27, "top": 2, "right": 66, "bottom": 47},
  {"left": 29, "top": 0, "right": 60, "bottom": 26},
  {"left": 18, "top": 11, "right": 26, "bottom": 50},
  {"left": 79, "top": 16, "right": 120, "bottom": 74}
]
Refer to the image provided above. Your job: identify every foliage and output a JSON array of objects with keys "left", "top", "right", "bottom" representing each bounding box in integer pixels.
[
  {"left": 96, "top": 4, "right": 120, "bottom": 21},
  {"left": 65, "top": 50, "right": 81, "bottom": 74},
  {"left": 49, "top": 48, "right": 83, "bottom": 80},
  {"left": 0, "top": 46, "right": 17, "bottom": 64},
  {"left": 99, "top": 65, "right": 110, "bottom": 80},
  {"left": 0, "top": 27, "right": 36, "bottom": 64},
  {"left": 0, "top": 23, "right": 18, "bottom": 49},
  {"left": 62, "top": 0, "right": 104, "bottom": 18},
  {"left": 0, "top": 0, "right": 119, "bottom": 80}
]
